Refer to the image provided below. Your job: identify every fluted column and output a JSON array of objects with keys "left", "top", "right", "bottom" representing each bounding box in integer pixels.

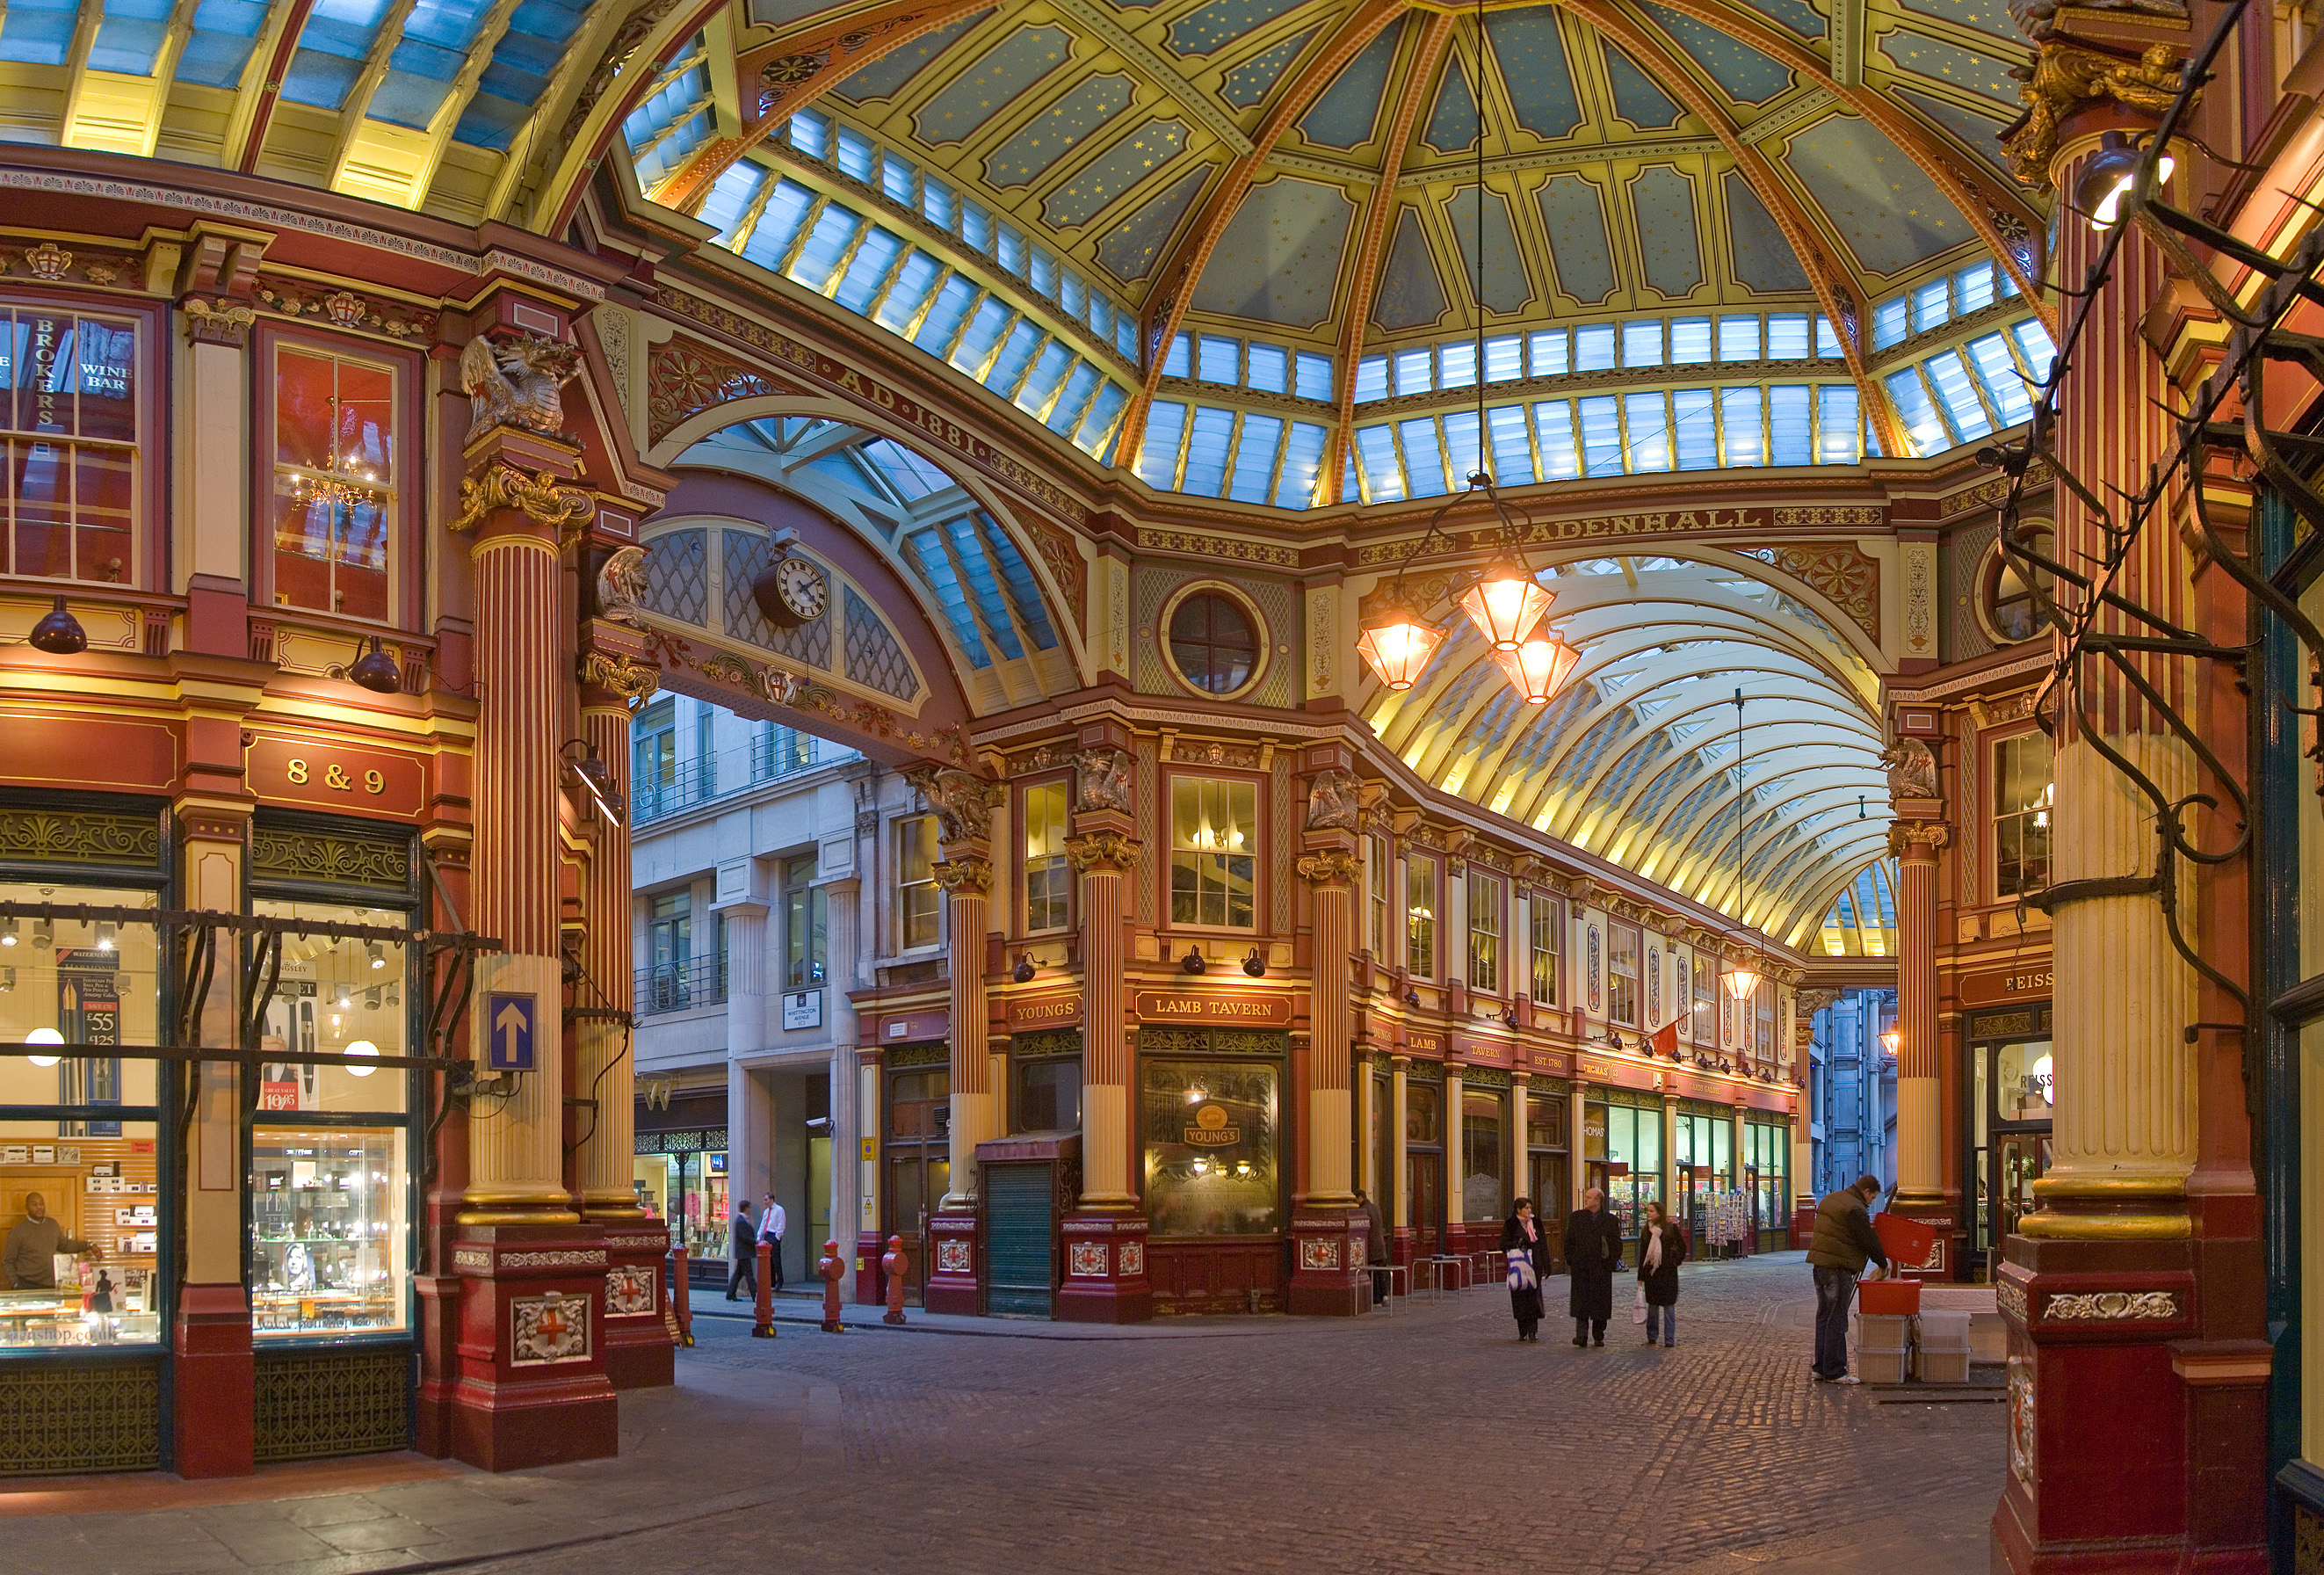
[
  {"left": 576, "top": 674, "right": 644, "bottom": 1218},
  {"left": 1297, "top": 848, "right": 1361, "bottom": 1206},
  {"left": 1068, "top": 827, "right": 1139, "bottom": 1205},
  {"left": 463, "top": 471, "right": 588, "bottom": 1224},
  {"left": 1889, "top": 819, "right": 1948, "bottom": 1214},
  {"left": 1390, "top": 1053, "right": 1409, "bottom": 1239},
  {"left": 936, "top": 855, "right": 994, "bottom": 1206}
]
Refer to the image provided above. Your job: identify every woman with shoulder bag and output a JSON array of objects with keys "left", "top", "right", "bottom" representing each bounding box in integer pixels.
[
  {"left": 1637, "top": 1199, "right": 1689, "bottom": 1347},
  {"left": 1501, "top": 1198, "right": 1546, "bottom": 1342}
]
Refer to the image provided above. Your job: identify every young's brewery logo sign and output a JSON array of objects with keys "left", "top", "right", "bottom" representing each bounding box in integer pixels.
[{"left": 1185, "top": 1103, "right": 1242, "bottom": 1146}]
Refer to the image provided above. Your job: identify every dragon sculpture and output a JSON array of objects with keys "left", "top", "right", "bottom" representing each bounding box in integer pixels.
[{"left": 460, "top": 332, "right": 582, "bottom": 439}]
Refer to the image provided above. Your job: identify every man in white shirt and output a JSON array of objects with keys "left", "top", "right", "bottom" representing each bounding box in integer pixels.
[{"left": 757, "top": 1193, "right": 787, "bottom": 1292}]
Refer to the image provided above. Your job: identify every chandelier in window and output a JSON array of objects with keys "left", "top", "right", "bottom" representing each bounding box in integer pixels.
[
  {"left": 290, "top": 453, "right": 382, "bottom": 514},
  {"left": 1351, "top": 0, "right": 1577, "bottom": 708}
]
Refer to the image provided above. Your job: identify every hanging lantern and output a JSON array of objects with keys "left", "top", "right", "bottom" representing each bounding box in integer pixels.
[
  {"left": 1719, "top": 961, "right": 1762, "bottom": 1003},
  {"left": 1491, "top": 631, "right": 1581, "bottom": 705},
  {"left": 1457, "top": 555, "right": 1553, "bottom": 650},
  {"left": 1355, "top": 589, "right": 1446, "bottom": 691}
]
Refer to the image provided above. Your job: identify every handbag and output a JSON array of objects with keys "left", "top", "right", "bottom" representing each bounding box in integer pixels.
[{"left": 1632, "top": 1284, "right": 1648, "bottom": 1325}]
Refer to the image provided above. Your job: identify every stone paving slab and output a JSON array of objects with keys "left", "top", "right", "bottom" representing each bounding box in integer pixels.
[{"left": 6, "top": 1252, "right": 2000, "bottom": 1575}]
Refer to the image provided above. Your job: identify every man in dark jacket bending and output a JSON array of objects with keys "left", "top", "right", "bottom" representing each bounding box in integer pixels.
[
  {"left": 1806, "top": 1173, "right": 1891, "bottom": 1383},
  {"left": 1562, "top": 1187, "right": 1624, "bottom": 1346}
]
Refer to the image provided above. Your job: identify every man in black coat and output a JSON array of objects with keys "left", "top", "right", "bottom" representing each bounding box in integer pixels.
[
  {"left": 1562, "top": 1187, "right": 1624, "bottom": 1346},
  {"left": 726, "top": 1199, "right": 757, "bottom": 1301}
]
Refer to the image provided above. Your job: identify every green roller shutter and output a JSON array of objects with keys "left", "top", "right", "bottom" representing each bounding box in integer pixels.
[{"left": 985, "top": 1163, "right": 1053, "bottom": 1318}]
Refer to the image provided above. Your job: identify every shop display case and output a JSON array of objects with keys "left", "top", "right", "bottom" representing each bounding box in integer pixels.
[{"left": 250, "top": 1128, "right": 405, "bottom": 1335}]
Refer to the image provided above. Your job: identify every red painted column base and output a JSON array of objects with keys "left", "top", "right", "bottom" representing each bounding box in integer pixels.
[
  {"left": 923, "top": 1208, "right": 981, "bottom": 1317},
  {"left": 1286, "top": 1208, "right": 1370, "bottom": 1316},
  {"left": 172, "top": 1282, "right": 253, "bottom": 1478},
  {"left": 447, "top": 1223, "right": 619, "bottom": 1472},
  {"left": 414, "top": 1271, "right": 461, "bottom": 1458},
  {"left": 598, "top": 1223, "right": 676, "bottom": 1391},
  {"left": 1055, "top": 1212, "right": 1153, "bottom": 1323}
]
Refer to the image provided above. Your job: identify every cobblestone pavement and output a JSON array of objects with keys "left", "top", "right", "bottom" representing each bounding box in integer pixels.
[{"left": 2, "top": 1253, "right": 2001, "bottom": 1575}]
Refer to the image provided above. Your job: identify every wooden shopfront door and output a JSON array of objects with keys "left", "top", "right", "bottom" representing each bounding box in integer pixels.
[{"left": 885, "top": 1061, "right": 949, "bottom": 1305}]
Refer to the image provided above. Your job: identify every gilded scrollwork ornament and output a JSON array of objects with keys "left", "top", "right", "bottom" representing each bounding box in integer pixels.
[
  {"left": 578, "top": 650, "right": 661, "bottom": 707},
  {"left": 931, "top": 856, "right": 993, "bottom": 896},
  {"left": 2002, "top": 40, "right": 2187, "bottom": 191},
  {"left": 1064, "top": 831, "right": 1141, "bottom": 873},
  {"left": 448, "top": 461, "right": 595, "bottom": 540},
  {"left": 1296, "top": 850, "right": 1362, "bottom": 888}
]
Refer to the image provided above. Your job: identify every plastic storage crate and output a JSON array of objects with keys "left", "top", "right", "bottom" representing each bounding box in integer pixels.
[{"left": 1917, "top": 1346, "right": 1972, "bottom": 1384}]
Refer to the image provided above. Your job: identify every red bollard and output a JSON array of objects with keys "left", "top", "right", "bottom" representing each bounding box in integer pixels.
[
  {"left": 752, "top": 1239, "right": 777, "bottom": 1339},
  {"left": 817, "top": 1240, "right": 845, "bottom": 1332},
  {"left": 670, "top": 1245, "right": 694, "bottom": 1347},
  {"left": 881, "top": 1235, "right": 908, "bottom": 1325}
]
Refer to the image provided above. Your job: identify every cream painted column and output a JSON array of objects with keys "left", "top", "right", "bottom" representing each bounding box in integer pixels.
[
  {"left": 1357, "top": 1061, "right": 1379, "bottom": 1202},
  {"left": 1662, "top": 1092, "right": 1680, "bottom": 1225},
  {"left": 1889, "top": 820, "right": 1949, "bottom": 1212},
  {"left": 1067, "top": 828, "right": 1139, "bottom": 1206},
  {"left": 1444, "top": 1063, "right": 1466, "bottom": 1235},
  {"left": 576, "top": 671, "right": 645, "bottom": 1217},
  {"left": 462, "top": 474, "right": 587, "bottom": 1224},
  {"left": 1570, "top": 1084, "right": 1589, "bottom": 1212},
  {"left": 1297, "top": 848, "right": 1361, "bottom": 1205},
  {"left": 1389, "top": 1054, "right": 1409, "bottom": 1236},
  {"left": 1510, "top": 1071, "right": 1531, "bottom": 1208},
  {"left": 937, "top": 854, "right": 994, "bottom": 1207},
  {"left": 823, "top": 874, "right": 862, "bottom": 1256},
  {"left": 1794, "top": 990, "right": 1835, "bottom": 1227}
]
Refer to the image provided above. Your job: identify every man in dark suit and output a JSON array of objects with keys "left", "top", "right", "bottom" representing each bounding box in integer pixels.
[
  {"left": 1561, "top": 1187, "right": 1624, "bottom": 1346},
  {"left": 727, "top": 1199, "right": 757, "bottom": 1300}
]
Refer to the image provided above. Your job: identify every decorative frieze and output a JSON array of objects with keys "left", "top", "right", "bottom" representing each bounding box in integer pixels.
[{"left": 2043, "top": 1289, "right": 2179, "bottom": 1322}]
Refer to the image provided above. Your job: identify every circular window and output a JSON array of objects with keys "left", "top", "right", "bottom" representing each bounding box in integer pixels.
[
  {"left": 1166, "top": 590, "right": 1262, "bottom": 696},
  {"left": 1979, "top": 523, "right": 2055, "bottom": 645}
]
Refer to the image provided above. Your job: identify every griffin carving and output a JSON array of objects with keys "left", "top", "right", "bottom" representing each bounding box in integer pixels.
[
  {"left": 904, "top": 765, "right": 1005, "bottom": 846},
  {"left": 1881, "top": 738, "right": 1940, "bottom": 802},
  {"left": 1074, "top": 749, "right": 1133, "bottom": 813},
  {"left": 460, "top": 332, "right": 582, "bottom": 439},
  {"left": 1306, "top": 769, "right": 1363, "bottom": 832}
]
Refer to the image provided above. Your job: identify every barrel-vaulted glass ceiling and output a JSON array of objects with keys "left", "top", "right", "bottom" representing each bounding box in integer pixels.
[{"left": 612, "top": 0, "right": 2051, "bottom": 507}]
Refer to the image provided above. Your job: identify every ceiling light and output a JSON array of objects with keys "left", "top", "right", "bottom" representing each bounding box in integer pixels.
[
  {"left": 1355, "top": 589, "right": 1445, "bottom": 692},
  {"left": 0, "top": 967, "right": 12, "bottom": 992},
  {"left": 1491, "top": 633, "right": 1581, "bottom": 705},
  {"left": 1719, "top": 964, "right": 1762, "bottom": 1004},
  {"left": 364, "top": 987, "right": 380, "bottom": 1011},
  {"left": 1458, "top": 555, "right": 1553, "bottom": 651},
  {"left": 0, "top": 918, "right": 14, "bottom": 947},
  {"left": 95, "top": 921, "right": 115, "bottom": 952},
  {"left": 367, "top": 940, "right": 385, "bottom": 969},
  {"left": 25, "top": 1027, "right": 62, "bottom": 1067},
  {"left": 32, "top": 919, "right": 51, "bottom": 952},
  {"left": 344, "top": 1040, "right": 380, "bottom": 1078}
]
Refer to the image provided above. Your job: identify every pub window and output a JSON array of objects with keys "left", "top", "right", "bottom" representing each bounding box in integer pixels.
[
  {"left": 0, "top": 305, "right": 139, "bottom": 585},
  {"left": 1013, "top": 1044, "right": 1082, "bottom": 1133},
  {"left": 1530, "top": 895, "right": 1561, "bottom": 1005},
  {"left": 250, "top": 896, "right": 413, "bottom": 1338},
  {"left": 896, "top": 816, "right": 940, "bottom": 951},
  {"left": 784, "top": 855, "right": 825, "bottom": 990},
  {"left": 1365, "top": 835, "right": 1389, "bottom": 962},
  {"left": 1406, "top": 855, "right": 1437, "bottom": 980},
  {"left": 1461, "top": 1090, "right": 1505, "bottom": 1219},
  {"left": 1756, "top": 986, "right": 1776, "bottom": 1062},
  {"left": 1141, "top": 1056, "right": 1282, "bottom": 1237},
  {"left": 1995, "top": 732, "right": 2054, "bottom": 899},
  {"left": 1023, "top": 780, "right": 1070, "bottom": 933},
  {"left": 1467, "top": 872, "right": 1502, "bottom": 994},
  {"left": 1169, "top": 777, "right": 1256, "bottom": 929},
  {"left": 0, "top": 879, "right": 164, "bottom": 1349},
  {"left": 1692, "top": 955, "right": 1714, "bottom": 1043},
  {"left": 271, "top": 343, "right": 397, "bottom": 622},
  {"left": 1608, "top": 922, "right": 1641, "bottom": 1027}
]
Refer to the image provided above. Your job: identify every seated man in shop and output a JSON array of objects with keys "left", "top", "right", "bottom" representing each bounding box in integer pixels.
[{"left": 3, "top": 1192, "right": 98, "bottom": 1290}]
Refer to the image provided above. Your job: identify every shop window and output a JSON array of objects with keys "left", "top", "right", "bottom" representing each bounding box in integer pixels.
[
  {"left": 1461, "top": 1091, "right": 1504, "bottom": 1220},
  {"left": 1529, "top": 895, "right": 1561, "bottom": 1005},
  {"left": 1601, "top": 1102, "right": 1662, "bottom": 1234},
  {"left": 1995, "top": 1037, "right": 2054, "bottom": 1123},
  {"left": 271, "top": 344, "right": 397, "bottom": 622},
  {"left": 784, "top": 855, "right": 825, "bottom": 990},
  {"left": 0, "top": 305, "right": 139, "bottom": 586},
  {"left": 1169, "top": 778, "right": 1256, "bottom": 929},
  {"left": 254, "top": 898, "right": 411, "bottom": 1116},
  {"left": 1407, "top": 855, "right": 1437, "bottom": 979},
  {"left": 1, "top": 881, "right": 163, "bottom": 1348},
  {"left": 1995, "top": 732, "right": 2054, "bottom": 900},
  {"left": 1141, "top": 1056, "right": 1281, "bottom": 1237},
  {"left": 1405, "top": 1079, "right": 1443, "bottom": 1145},
  {"left": 1013, "top": 1052, "right": 1081, "bottom": 1132},
  {"left": 633, "top": 1146, "right": 728, "bottom": 1266},
  {"left": 1163, "top": 590, "right": 1260, "bottom": 696},
  {"left": 1608, "top": 922, "right": 1640, "bottom": 1027},
  {"left": 1023, "top": 780, "right": 1069, "bottom": 933},
  {"left": 1466, "top": 873, "right": 1502, "bottom": 994},
  {"left": 250, "top": 1127, "right": 406, "bottom": 1337},
  {"left": 896, "top": 815, "right": 940, "bottom": 951}
]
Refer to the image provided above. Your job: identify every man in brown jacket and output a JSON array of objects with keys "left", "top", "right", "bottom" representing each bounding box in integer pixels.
[
  {"left": 1806, "top": 1174, "right": 1890, "bottom": 1383},
  {"left": 1355, "top": 1188, "right": 1387, "bottom": 1306}
]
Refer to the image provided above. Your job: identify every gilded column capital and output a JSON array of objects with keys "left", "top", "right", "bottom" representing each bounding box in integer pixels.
[
  {"left": 1296, "top": 850, "right": 1362, "bottom": 888},
  {"left": 1887, "top": 819, "right": 1951, "bottom": 860},
  {"left": 449, "top": 460, "right": 595, "bottom": 542},
  {"left": 1063, "top": 831, "right": 1141, "bottom": 872},
  {"left": 578, "top": 650, "right": 661, "bottom": 708},
  {"left": 2001, "top": 39, "right": 2188, "bottom": 191},
  {"left": 932, "top": 856, "right": 993, "bottom": 896}
]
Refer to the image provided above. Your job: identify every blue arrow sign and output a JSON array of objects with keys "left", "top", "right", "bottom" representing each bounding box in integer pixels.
[{"left": 486, "top": 991, "right": 535, "bottom": 1071}]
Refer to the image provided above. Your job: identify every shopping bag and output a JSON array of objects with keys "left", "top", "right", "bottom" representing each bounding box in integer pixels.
[
  {"left": 1632, "top": 1285, "right": 1648, "bottom": 1325},
  {"left": 1506, "top": 1248, "right": 1538, "bottom": 1292}
]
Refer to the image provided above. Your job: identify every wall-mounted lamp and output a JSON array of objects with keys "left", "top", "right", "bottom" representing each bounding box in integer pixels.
[
  {"left": 1012, "top": 952, "right": 1039, "bottom": 984},
  {"left": 1500, "top": 1008, "right": 1517, "bottom": 1028},
  {"left": 561, "top": 740, "right": 627, "bottom": 826},
  {"left": 1880, "top": 1027, "right": 1901, "bottom": 1058},
  {"left": 347, "top": 636, "right": 402, "bottom": 695},
  {"left": 1181, "top": 945, "right": 1207, "bottom": 976},
  {"left": 1242, "top": 947, "right": 1267, "bottom": 978},
  {"left": 1404, "top": 989, "right": 1421, "bottom": 1007},
  {"left": 27, "top": 597, "right": 86, "bottom": 656}
]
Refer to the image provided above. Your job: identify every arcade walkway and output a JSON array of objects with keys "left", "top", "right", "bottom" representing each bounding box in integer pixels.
[{"left": 0, "top": 1256, "right": 1997, "bottom": 1575}]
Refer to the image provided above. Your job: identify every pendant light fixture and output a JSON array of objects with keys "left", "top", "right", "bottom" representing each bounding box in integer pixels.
[
  {"left": 1354, "top": 1, "right": 1575, "bottom": 704},
  {"left": 1718, "top": 687, "right": 1766, "bottom": 1005}
]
